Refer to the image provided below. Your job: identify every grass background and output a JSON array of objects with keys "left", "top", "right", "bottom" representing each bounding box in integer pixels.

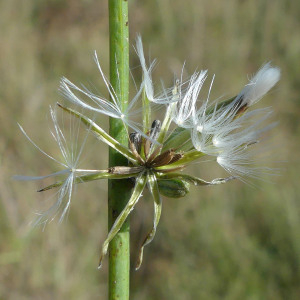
[{"left": 1, "top": 0, "right": 299, "bottom": 299}]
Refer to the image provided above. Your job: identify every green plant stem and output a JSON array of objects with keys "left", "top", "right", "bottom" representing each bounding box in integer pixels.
[{"left": 108, "top": 1, "right": 130, "bottom": 299}]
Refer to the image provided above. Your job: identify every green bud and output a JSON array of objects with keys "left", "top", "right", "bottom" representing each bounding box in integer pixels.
[
  {"left": 157, "top": 179, "right": 190, "bottom": 198},
  {"left": 162, "top": 127, "right": 192, "bottom": 152}
]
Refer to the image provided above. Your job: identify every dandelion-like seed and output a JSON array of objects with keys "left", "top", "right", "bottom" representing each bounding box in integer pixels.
[
  {"left": 14, "top": 106, "right": 103, "bottom": 226},
  {"left": 15, "top": 36, "right": 280, "bottom": 269}
]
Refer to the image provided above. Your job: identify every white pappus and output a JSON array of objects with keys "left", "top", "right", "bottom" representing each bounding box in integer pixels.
[{"left": 14, "top": 106, "right": 100, "bottom": 226}]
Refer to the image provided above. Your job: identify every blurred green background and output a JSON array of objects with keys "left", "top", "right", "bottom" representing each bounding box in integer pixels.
[{"left": 1, "top": 0, "right": 299, "bottom": 299}]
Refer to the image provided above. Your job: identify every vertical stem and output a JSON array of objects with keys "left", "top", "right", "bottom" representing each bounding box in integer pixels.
[
  {"left": 108, "top": 1, "right": 130, "bottom": 299},
  {"left": 142, "top": 89, "right": 151, "bottom": 133}
]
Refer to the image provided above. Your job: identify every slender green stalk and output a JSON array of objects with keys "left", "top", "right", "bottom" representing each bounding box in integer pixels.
[
  {"left": 108, "top": 1, "right": 130, "bottom": 299},
  {"left": 142, "top": 89, "right": 151, "bottom": 132}
]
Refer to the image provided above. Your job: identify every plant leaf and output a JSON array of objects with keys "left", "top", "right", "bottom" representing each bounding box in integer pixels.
[
  {"left": 98, "top": 173, "right": 147, "bottom": 269},
  {"left": 157, "top": 172, "right": 236, "bottom": 186},
  {"left": 136, "top": 171, "right": 162, "bottom": 270},
  {"left": 57, "top": 103, "right": 138, "bottom": 164},
  {"left": 38, "top": 169, "right": 140, "bottom": 192}
]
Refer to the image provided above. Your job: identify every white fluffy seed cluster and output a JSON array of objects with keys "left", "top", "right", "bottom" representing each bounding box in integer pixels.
[
  {"left": 16, "top": 36, "right": 281, "bottom": 226},
  {"left": 60, "top": 35, "right": 280, "bottom": 180},
  {"left": 135, "top": 36, "right": 281, "bottom": 179},
  {"left": 167, "top": 63, "right": 280, "bottom": 179}
]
